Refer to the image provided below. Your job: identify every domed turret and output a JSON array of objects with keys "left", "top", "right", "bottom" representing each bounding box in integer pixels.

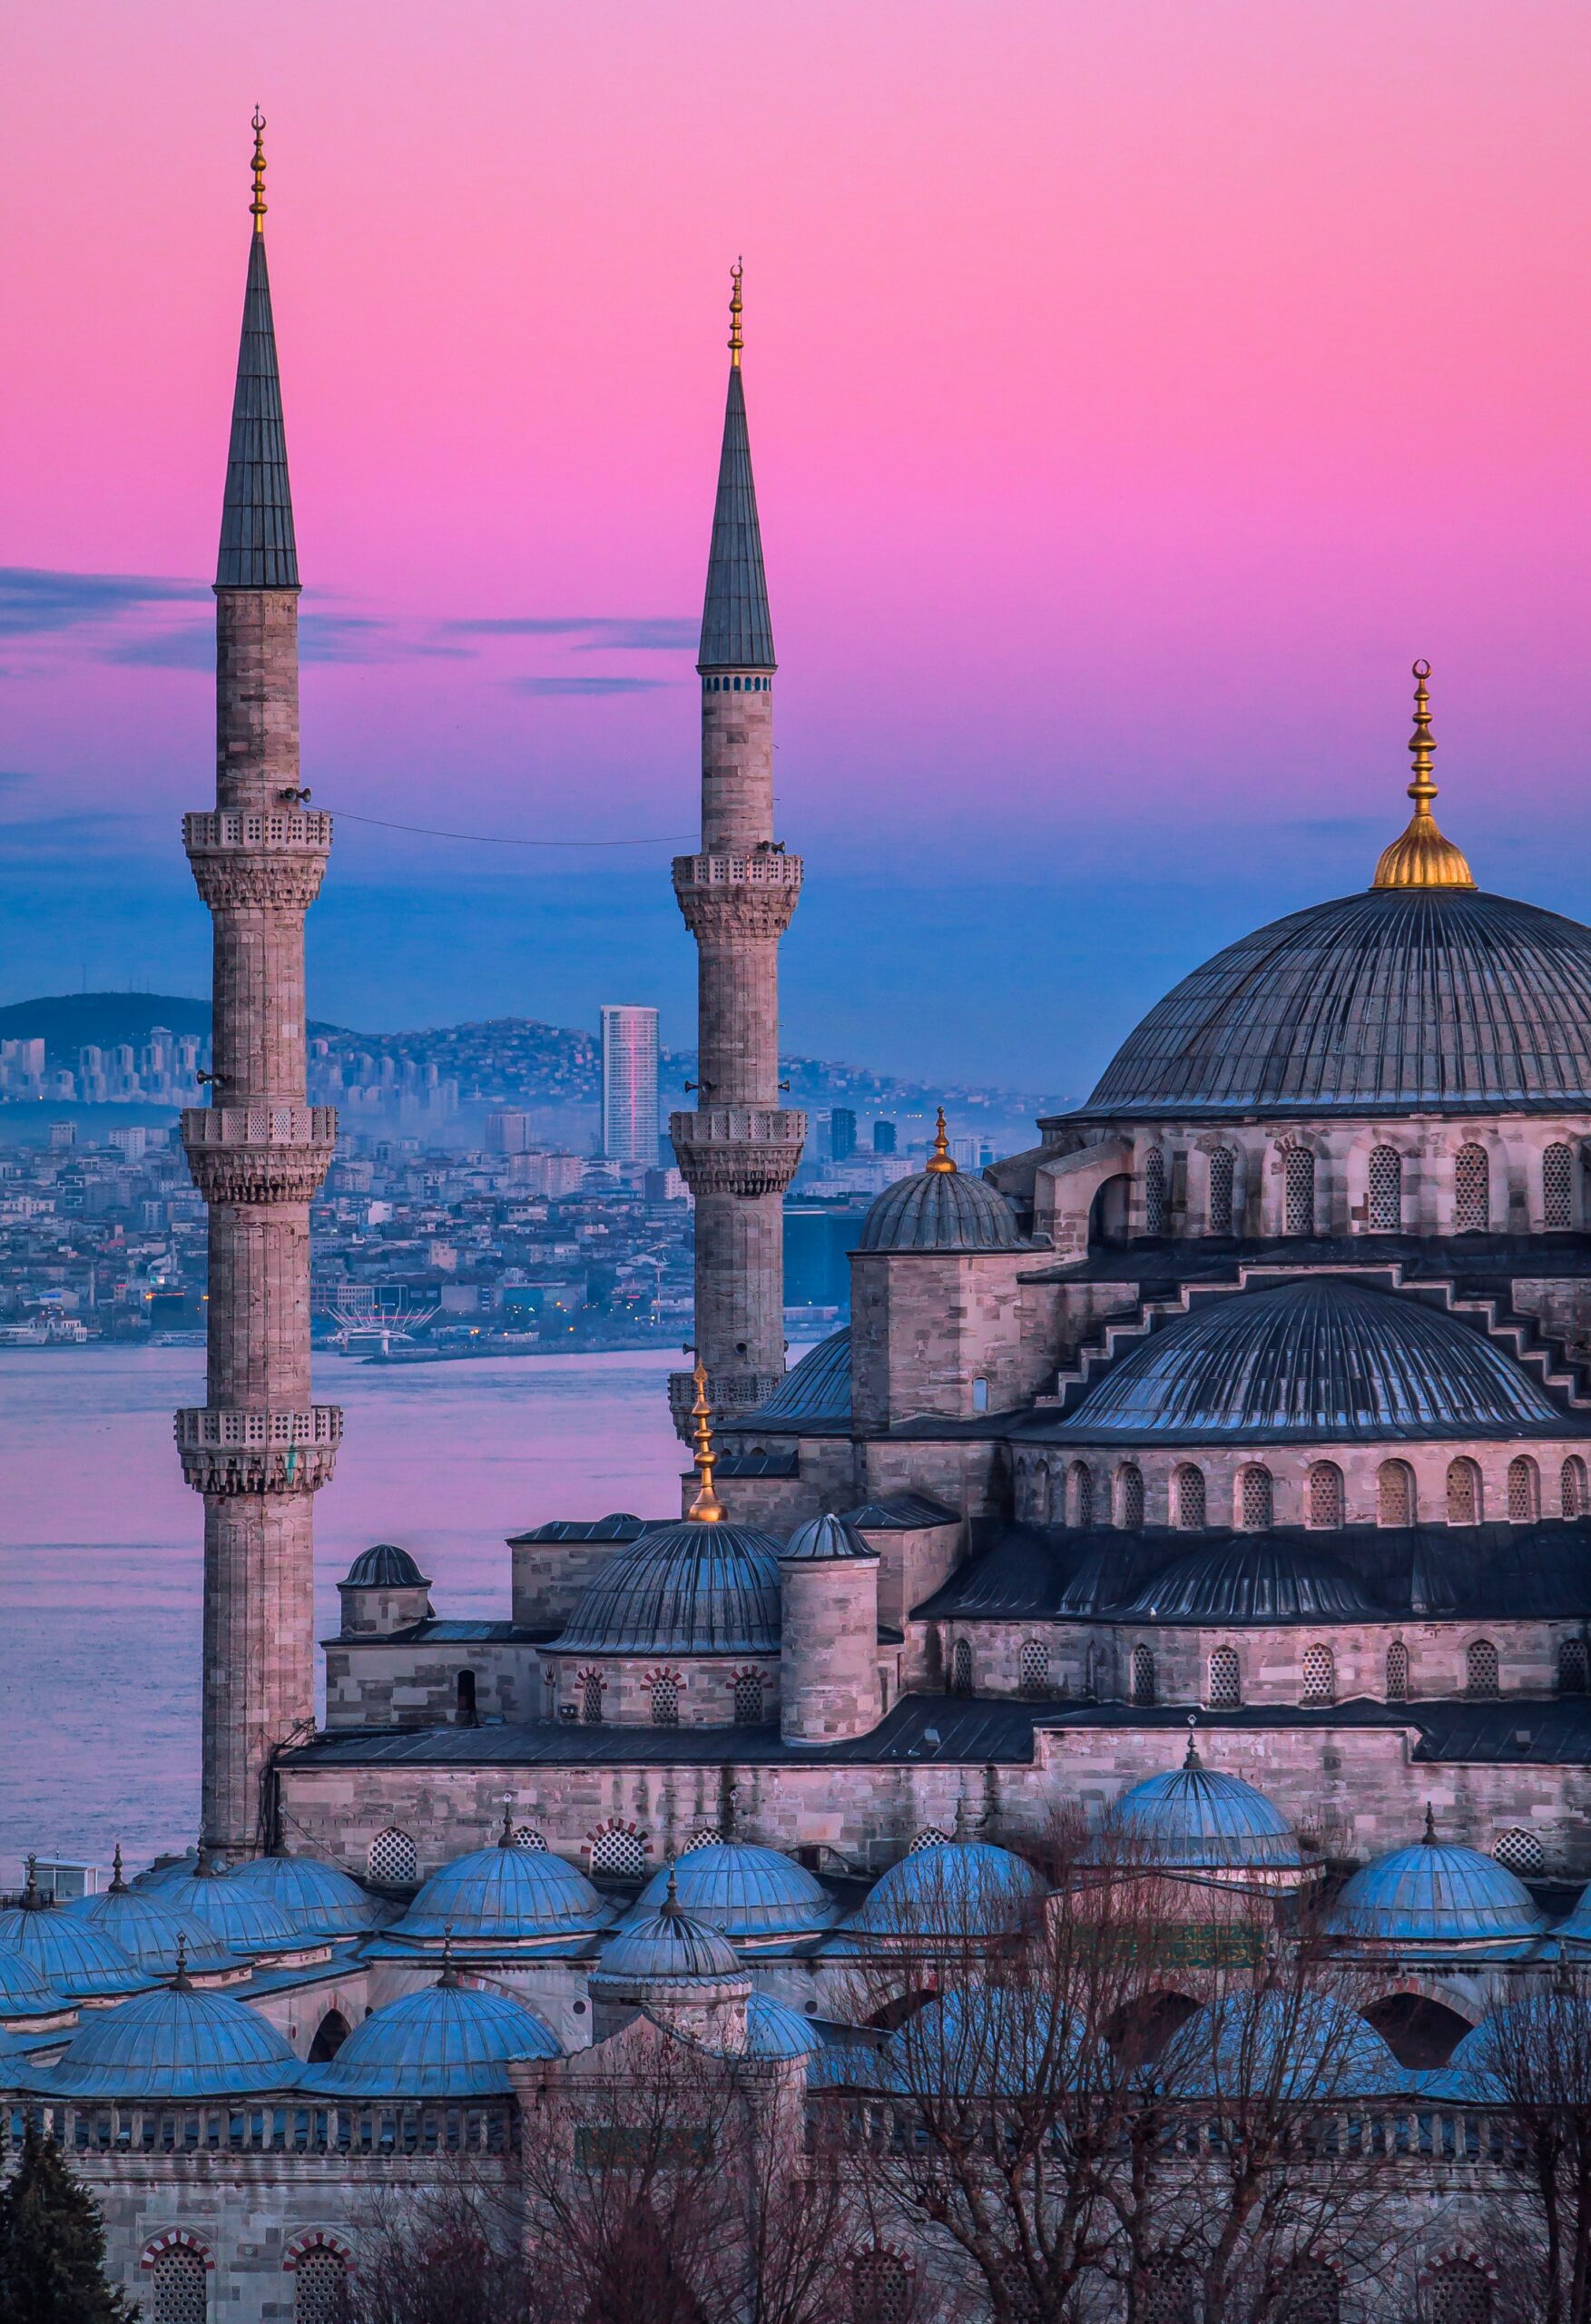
[
  {"left": 339, "top": 1542, "right": 432, "bottom": 1638},
  {"left": 1084, "top": 1736, "right": 1302, "bottom": 1878},
  {"left": 626, "top": 1842, "right": 836, "bottom": 1944},
  {"left": 590, "top": 1870, "right": 751, "bottom": 2046},
  {"left": 0, "top": 1860, "right": 152, "bottom": 2002},
  {"left": 859, "top": 1112, "right": 1020, "bottom": 1253},
  {"left": 1323, "top": 1807, "right": 1547, "bottom": 1954},
  {"left": 779, "top": 1515, "right": 879, "bottom": 1747},
  {"left": 305, "top": 1959, "right": 559, "bottom": 2098},
  {"left": 391, "top": 1810, "right": 612, "bottom": 1947}
]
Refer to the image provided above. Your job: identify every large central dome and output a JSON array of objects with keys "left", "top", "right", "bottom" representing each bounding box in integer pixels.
[{"left": 1076, "top": 887, "right": 1591, "bottom": 1120}]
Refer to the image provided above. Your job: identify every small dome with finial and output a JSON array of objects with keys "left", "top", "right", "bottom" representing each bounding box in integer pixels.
[
  {"left": 592, "top": 1868, "right": 743, "bottom": 1988},
  {"left": 859, "top": 1109, "right": 1020, "bottom": 1254},
  {"left": 1083, "top": 1727, "right": 1302, "bottom": 1872},
  {"left": 1323, "top": 1806, "right": 1546, "bottom": 1951},
  {"left": 1372, "top": 661, "right": 1476, "bottom": 891},
  {"left": 0, "top": 1858, "right": 152, "bottom": 2000}
]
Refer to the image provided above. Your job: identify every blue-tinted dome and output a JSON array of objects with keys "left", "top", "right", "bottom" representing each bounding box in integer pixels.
[
  {"left": 1324, "top": 1832, "right": 1546, "bottom": 1950},
  {"left": 1114, "top": 1538, "right": 1376, "bottom": 1624},
  {"left": 0, "top": 2021, "right": 37, "bottom": 2082},
  {"left": 64, "top": 1887, "right": 243, "bottom": 1979},
  {"left": 0, "top": 1942, "right": 70, "bottom": 2022},
  {"left": 847, "top": 1840, "right": 1047, "bottom": 1941},
  {"left": 395, "top": 1838, "right": 611, "bottom": 1942},
  {"left": 0, "top": 1905, "right": 151, "bottom": 2000},
  {"left": 1439, "top": 1997, "right": 1576, "bottom": 2100},
  {"left": 881, "top": 1988, "right": 1073, "bottom": 2097},
  {"left": 42, "top": 1984, "right": 301, "bottom": 2100},
  {"left": 627, "top": 1845, "right": 836, "bottom": 1940},
  {"left": 1088, "top": 1752, "right": 1301, "bottom": 1871},
  {"left": 781, "top": 1514, "right": 875, "bottom": 1563},
  {"left": 225, "top": 1852, "right": 380, "bottom": 1940},
  {"left": 1078, "top": 887, "right": 1591, "bottom": 1120},
  {"left": 743, "top": 1992, "right": 821, "bottom": 2058},
  {"left": 1162, "top": 1991, "right": 1403, "bottom": 2100},
  {"left": 859, "top": 1167, "right": 1019, "bottom": 1254},
  {"left": 304, "top": 1977, "right": 558, "bottom": 2098},
  {"left": 1555, "top": 1882, "right": 1591, "bottom": 1950},
  {"left": 1057, "top": 1277, "right": 1559, "bottom": 1443},
  {"left": 551, "top": 1516, "right": 783, "bottom": 1656},
  {"left": 151, "top": 1868, "right": 305, "bottom": 1958},
  {"left": 743, "top": 1329, "right": 851, "bottom": 1425},
  {"left": 343, "top": 1542, "right": 429, "bottom": 1589},
  {"left": 593, "top": 1894, "right": 742, "bottom": 1987}
]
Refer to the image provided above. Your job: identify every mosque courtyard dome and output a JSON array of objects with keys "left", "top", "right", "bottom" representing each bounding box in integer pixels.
[
  {"left": 0, "top": 1886, "right": 152, "bottom": 2001},
  {"left": 626, "top": 1843, "right": 837, "bottom": 1940},
  {"left": 225, "top": 1850, "right": 381, "bottom": 1940},
  {"left": 550, "top": 1517, "right": 784, "bottom": 1656},
  {"left": 393, "top": 1820, "right": 612, "bottom": 1943},
  {"left": 859, "top": 1115, "right": 1020, "bottom": 1254},
  {"left": 592, "top": 1885, "right": 743, "bottom": 1988},
  {"left": 1322, "top": 1815, "right": 1547, "bottom": 1950},
  {"left": 0, "top": 1944, "right": 72, "bottom": 2025},
  {"left": 64, "top": 1876, "right": 243, "bottom": 1980},
  {"left": 304, "top": 1976, "right": 559, "bottom": 2099},
  {"left": 1087, "top": 1746, "right": 1302, "bottom": 1873},
  {"left": 1056, "top": 1276, "right": 1562, "bottom": 1444},
  {"left": 149, "top": 1866, "right": 309, "bottom": 1959},
  {"left": 845, "top": 1837, "right": 1048, "bottom": 1942},
  {"left": 38, "top": 1982, "right": 301, "bottom": 2101}
]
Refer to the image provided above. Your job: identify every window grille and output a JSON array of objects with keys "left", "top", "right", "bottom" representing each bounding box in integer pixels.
[
  {"left": 1367, "top": 1144, "right": 1402, "bottom": 1231},
  {"left": 1116, "top": 1464, "right": 1145, "bottom": 1528},
  {"left": 1455, "top": 1143, "right": 1489, "bottom": 1232},
  {"left": 513, "top": 1826, "right": 548, "bottom": 1850},
  {"left": 1207, "top": 1146, "right": 1235, "bottom": 1234},
  {"left": 951, "top": 1639, "right": 973, "bottom": 1695},
  {"left": 1494, "top": 1827, "right": 1545, "bottom": 1878},
  {"left": 732, "top": 1670, "right": 764, "bottom": 1724},
  {"left": 1307, "top": 1461, "right": 1344, "bottom": 1528},
  {"left": 1174, "top": 1464, "right": 1206, "bottom": 1530},
  {"left": 1386, "top": 1640, "right": 1409, "bottom": 1701},
  {"left": 685, "top": 1827, "right": 722, "bottom": 1852},
  {"left": 1448, "top": 1458, "right": 1482, "bottom": 1525},
  {"left": 1283, "top": 1144, "right": 1315, "bottom": 1235},
  {"left": 1301, "top": 1643, "right": 1336, "bottom": 1705},
  {"left": 1131, "top": 1645, "right": 1157, "bottom": 1708},
  {"left": 1428, "top": 2260, "right": 1493, "bottom": 2324},
  {"left": 1559, "top": 1638, "right": 1588, "bottom": 1696},
  {"left": 1238, "top": 1464, "right": 1273, "bottom": 1530},
  {"left": 1019, "top": 1638, "right": 1050, "bottom": 1697},
  {"left": 650, "top": 1675, "right": 680, "bottom": 1727},
  {"left": 1068, "top": 1462, "right": 1095, "bottom": 1528},
  {"left": 1508, "top": 1456, "right": 1540, "bottom": 1524},
  {"left": 368, "top": 1827, "right": 417, "bottom": 1884},
  {"left": 589, "top": 1824, "right": 646, "bottom": 1879},
  {"left": 1378, "top": 1460, "right": 1414, "bottom": 1527},
  {"left": 908, "top": 1826, "right": 950, "bottom": 1854},
  {"left": 1143, "top": 1147, "right": 1167, "bottom": 1236},
  {"left": 151, "top": 2252, "right": 208, "bottom": 2324},
  {"left": 293, "top": 2251, "right": 348, "bottom": 2324},
  {"left": 1282, "top": 2263, "right": 1341, "bottom": 2324},
  {"left": 1208, "top": 1644, "right": 1242, "bottom": 1708},
  {"left": 1139, "top": 2261, "right": 1197, "bottom": 2324},
  {"left": 851, "top": 2250, "right": 911, "bottom": 2324},
  {"left": 1545, "top": 1141, "right": 1575, "bottom": 1229},
  {"left": 1564, "top": 1457, "right": 1590, "bottom": 1519},
  {"left": 1467, "top": 1639, "right": 1500, "bottom": 1699},
  {"left": 581, "top": 1670, "right": 604, "bottom": 1724}
]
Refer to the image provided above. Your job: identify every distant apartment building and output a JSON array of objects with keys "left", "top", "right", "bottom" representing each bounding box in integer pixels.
[
  {"left": 599, "top": 1005, "right": 659, "bottom": 1167},
  {"left": 872, "top": 1118, "right": 897, "bottom": 1155},
  {"left": 485, "top": 1108, "right": 532, "bottom": 1155},
  {"left": 829, "top": 1106, "right": 858, "bottom": 1162}
]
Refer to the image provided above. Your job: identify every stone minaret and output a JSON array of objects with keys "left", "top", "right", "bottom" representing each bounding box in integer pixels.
[
  {"left": 668, "top": 269, "right": 805, "bottom": 1435},
  {"left": 177, "top": 115, "right": 339, "bottom": 1860}
]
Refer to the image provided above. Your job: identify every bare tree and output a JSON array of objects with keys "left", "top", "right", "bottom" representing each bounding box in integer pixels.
[
  {"left": 351, "top": 2168, "right": 531, "bottom": 2324},
  {"left": 1452, "top": 1975, "right": 1591, "bottom": 2324}
]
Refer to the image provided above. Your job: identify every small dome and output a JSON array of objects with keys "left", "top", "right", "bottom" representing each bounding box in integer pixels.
[
  {"left": 781, "top": 1514, "right": 876, "bottom": 1564},
  {"left": 395, "top": 1832, "right": 611, "bottom": 1943},
  {"left": 1056, "top": 1277, "right": 1559, "bottom": 1443},
  {"left": 0, "top": 1902, "right": 151, "bottom": 2001},
  {"left": 1441, "top": 1996, "right": 1562, "bottom": 2099},
  {"left": 42, "top": 1984, "right": 300, "bottom": 2100},
  {"left": 626, "top": 1845, "right": 836, "bottom": 1940},
  {"left": 742, "top": 1993, "right": 822, "bottom": 2058},
  {"left": 305, "top": 1977, "right": 559, "bottom": 2098},
  {"left": 1163, "top": 1991, "right": 1403, "bottom": 2100},
  {"left": 743, "top": 1328, "right": 851, "bottom": 1426},
  {"left": 0, "top": 1942, "right": 70, "bottom": 2022},
  {"left": 592, "top": 1886, "right": 742, "bottom": 1988},
  {"left": 134, "top": 1851, "right": 199, "bottom": 1891},
  {"left": 1556, "top": 1883, "right": 1591, "bottom": 1951},
  {"left": 225, "top": 1853, "right": 380, "bottom": 1940},
  {"left": 550, "top": 1518, "right": 783, "bottom": 1656},
  {"left": 1087, "top": 1748, "right": 1301, "bottom": 1872},
  {"left": 64, "top": 1886, "right": 242, "bottom": 1979},
  {"left": 859, "top": 1167, "right": 1018, "bottom": 1255},
  {"left": 152, "top": 1867, "right": 306, "bottom": 1959},
  {"left": 1114, "top": 1538, "right": 1376, "bottom": 1625},
  {"left": 882, "top": 1988, "right": 1072, "bottom": 2097},
  {"left": 1324, "top": 1818, "right": 1547, "bottom": 1949},
  {"left": 343, "top": 1542, "right": 429, "bottom": 1589},
  {"left": 847, "top": 1839, "right": 1047, "bottom": 1942}
]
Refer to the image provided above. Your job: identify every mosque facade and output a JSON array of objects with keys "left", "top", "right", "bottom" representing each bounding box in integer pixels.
[{"left": 8, "top": 125, "right": 1591, "bottom": 2324}]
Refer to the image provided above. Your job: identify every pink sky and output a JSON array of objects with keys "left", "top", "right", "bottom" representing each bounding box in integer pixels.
[{"left": 3, "top": 2, "right": 1589, "bottom": 1083}]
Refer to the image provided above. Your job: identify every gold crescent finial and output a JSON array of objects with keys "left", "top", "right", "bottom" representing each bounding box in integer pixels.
[
  {"left": 687, "top": 1358, "right": 725, "bottom": 1521},
  {"left": 729, "top": 260, "right": 743, "bottom": 369},
  {"left": 1370, "top": 659, "right": 1476, "bottom": 891},
  {"left": 250, "top": 108, "right": 268, "bottom": 233},
  {"left": 925, "top": 1106, "right": 957, "bottom": 1174}
]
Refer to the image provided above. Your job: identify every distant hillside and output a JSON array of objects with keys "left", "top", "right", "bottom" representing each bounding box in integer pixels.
[{"left": 0, "top": 993, "right": 217, "bottom": 1060}]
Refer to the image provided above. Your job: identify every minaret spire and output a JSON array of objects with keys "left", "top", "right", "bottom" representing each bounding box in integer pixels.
[{"left": 668, "top": 268, "right": 805, "bottom": 1437}]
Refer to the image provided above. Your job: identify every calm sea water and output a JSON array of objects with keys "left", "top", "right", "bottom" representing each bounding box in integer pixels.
[{"left": 0, "top": 1344, "right": 694, "bottom": 1883}]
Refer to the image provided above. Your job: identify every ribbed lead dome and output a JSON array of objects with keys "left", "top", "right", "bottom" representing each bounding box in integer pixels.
[
  {"left": 1057, "top": 1277, "right": 1559, "bottom": 1443},
  {"left": 1087, "top": 1754, "right": 1301, "bottom": 1871},
  {"left": 626, "top": 1844, "right": 836, "bottom": 1940},
  {"left": 859, "top": 1170, "right": 1019, "bottom": 1254},
  {"left": 40, "top": 1984, "right": 300, "bottom": 2100},
  {"left": 1114, "top": 1538, "right": 1375, "bottom": 1623},
  {"left": 551, "top": 1519, "right": 783, "bottom": 1655},
  {"left": 305, "top": 1979, "right": 559, "bottom": 2097},
  {"left": 1324, "top": 1832, "right": 1546, "bottom": 1949},
  {"left": 1079, "top": 888, "right": 1591, "bottom": 1119},
  {"left": 394, "top": 1837, "right": 611, "bottom": 1942}
]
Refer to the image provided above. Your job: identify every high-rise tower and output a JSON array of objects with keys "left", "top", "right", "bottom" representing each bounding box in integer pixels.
[
  {"left": 668, "top": 269, "right": 805, "bottom": 1435},
  {"left": 177, "top": 117, "right": 339, "bottom": 1859}
]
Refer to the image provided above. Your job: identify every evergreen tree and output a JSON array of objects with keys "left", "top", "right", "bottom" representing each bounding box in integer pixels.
[{"left": 0, "top": 2123, "right": 138, "bottom": 2324}]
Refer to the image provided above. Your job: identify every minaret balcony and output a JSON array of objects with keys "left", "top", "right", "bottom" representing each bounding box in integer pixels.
[
  {"left": 672, "top": 852, "right": 802, "bottom": 940},
  {"left": 182, "top": 1106, "right": 338, "bottom": 1205},
  {"left": 175, "top": 1404, "right": 342, "bottom": 1496},
  {"left": 667, "top": 1367, "right": 784, "bottom": 1433},
  {"left": 183, "top": 811, "right": 331, "bottom": 911},
  {"left": 669, "top": 1107, "right": 807, "bottom": 1198}
]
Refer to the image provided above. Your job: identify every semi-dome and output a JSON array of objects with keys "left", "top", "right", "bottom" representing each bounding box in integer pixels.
[
  {"left": 592, "top": 1882, "right": 743, "bottom": 1988},
  {"left": 0, "top": 1890, "right": 152, "bottom": 2002},
  {"left": 781, "top": 1514, "right": 875, "bottom": 1564},
  {"left": 1056, "top": 1276, "right": 1560, "bottom": 1443},
  {"left": 1161, "top": 1991, "right": 1403, "bottom": 2100},
  {"left": 626, "top": 1844, "right": 836, "bottom": 1940},
  {"left": 151, "top": 1866, "right": 307, "bottom": 1959},
  {"left": 1086, "top": 1745, "right": 1301, "bottom": 1872},
  {"left": 225, "top": 1851, "right": 380, "bottom": 1940},
  {"left": 743, "top": 1992, "right": 822, "bottom": 2058},
  {"left": 859, "top": 1119, "right": 1019, "bottom": 1254},
  {"left": 342, "top": 1541, "right": 429, "bottom": 1590},
  {"left": 550, "top": 1516, "right": 783, "bottom": 1656},
  {"left": 304, "top": 1975, "right": 559, "bottom": 2098},
  {"left": 394, "top": 1822, "right": 611, "bottom": 1943},
  {"left": 41, "top": 1981, "right": 301, "bottom": 2100},
  {"left": 741, "top": 1328, "right": 851, "bottom": 1426},
  {"left": 846, "top": 1838, "right": 1048, "bottom": 1942},
  {"left": 1114, "top": 1538, "right": 1377, "bottom": 1624},
  {"left": 64, "top": 1878, "right": 244, "bottom": 1980},
  {"left": 881, "top": 1988, "right": 1073, "bottom": 2097},
  {"left": 1323, "top": 1814, "right": 1547, "bottom": 1951},
  {"left": 1439, "top": 1997, "right": 1566, "bottom": 2101}
]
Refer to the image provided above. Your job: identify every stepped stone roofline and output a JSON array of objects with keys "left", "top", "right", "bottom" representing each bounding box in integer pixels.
[
  {"left": 217, "top": 228, "right": 299, "bottom": 589},
  {"left": 698, "top": 361, "right": 775, "bottom": 672}
]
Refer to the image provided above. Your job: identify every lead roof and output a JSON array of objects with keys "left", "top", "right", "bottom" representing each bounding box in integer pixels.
[
  {"left": 698, "top": 367, "right": 775, "bottom": 672},
  {"left": 216, "top": 231, "right": 299, "bottom": 590}
]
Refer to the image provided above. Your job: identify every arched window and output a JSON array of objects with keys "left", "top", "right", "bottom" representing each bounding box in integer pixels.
[
  {"left": 1207, "top": 1146, "right": 1235, "bottom": 1235},
  {"left": 1544, "top": 1142, "right": 1575, "bottom": 1229},
  {"left": 1467, "top": 1639, "right": 1500, "bottom": 1699},
  {"left": 292, "top": 2249, "right": 349, "bottom": 2324},
  {"left": 368, "top": 1827, "right": 417, "bottom": 1885},
  {"left": 1301, "top": 1643, "right": 1336, "bottom": 1705},
  {"left": 908, "top": 1826, "right": 950, "bottom": 1854},
  {"left": 1115, "top": 1463, "right": 1145, "bottom": 1528},
  {"left": 588, "top": 1823, "right": 647, "bottom": 1879},
  {"left": 1455, "top": 1143, "right": 1490, "bottom": 1232},
  {"left": 684, "top": 1827, "right": 722, "bottom": 1852},
  {"left": 1564, "top": 1457, "right": 1590, "bottom": 1519},
  {"left": 1143, "top": 1147, "right": 1167, "bottom": 1236},
  {"left": 1237, "top": 1464, "right": 1273, "bottom": 1531},
  {"left": 851, "top": 2250, "right": 911, "bottom": 2324},
  {"left": 149, "top": 2248, "right": 209, "bottom": 2324},
  {"left": 1019, "top": 1639, "right": 1050, "bottom": 1697},
  {"left": 1378, "top": 1459, "right": 1415, "bottom": 1527},
  {"left": 1283, "top": 1143, "right": 1316, "bottom": 1235},
  {"left": 1029, "top": 1462, "right": 1052, "bottom": 1523},
  {"left": 1174, "top": 1463, "right": 1206, "bottom": 1530},
  {"left": 1386, "top": 1640, "right": 1409, "bottom": 1701},
  {"left": 732, "top": 1669, "right": 764, "bottom": 1724},
  {"left": 1427, "top": 2259, "right": 1493, "bottom": 2324},
  {"left": 1131, "top": 1644, "right": 1157, "bottom": 1707},
  {"left": 307, "top": 2007, "right": 350, "bottom": 2063},
  {"left": 1508, "top": 1456, "right": 1540, "bottom": 1524},
  {"left": 1367, "top": 1144, "right": 1402, "bottom": 1231},
  {"left": 1447, "top": 1458, "right": 1482, "bottom": 1525},
  {"left": 1067, "top": 1461, "right": 1095, "bottom": 1529},
  {"left": 951, "top": 1639, "right": 973, "bottom": 1695},
  {"left": 1559, "top": 1638, "right": 1588, "bottom": 1696},
  {"left": 1208, "top": 1644, "right": 1241, "bottom": 1708},
  {"left": 650, "top": 1674, "right": 680, "bottom": 1727},
  {"left": 1494, "top": 1828, "right": 1546, "bottom": 1877},
  {"left": 456, "top": 1669, "right": 477, "bottom": 1724},
  {"left": 580, "top": 1669, "right": 604, "bottom": 1724},
  {"left": 1307, "top": 1461, "right": 1344, "bottom": 1528},
  {"left": 513, "top": 1826, "right": 549, "bottom": 1849}
]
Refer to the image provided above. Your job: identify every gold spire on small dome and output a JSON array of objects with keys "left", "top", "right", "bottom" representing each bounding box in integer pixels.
[
  {"left": 687, "top": 1359, "right": 724, "bottom": 1522},
  {"left": 250, "top": 108, "right": 268, "bottom": 233},
  {"left": 1371, "top": 660, "right": 1476, "bottom": 891},
  {"left": 729, "top": 260, "right": 743, "bottom": 369},
  {"left": 925, "top": 1107, "right": 957, "bottom": 1175}
]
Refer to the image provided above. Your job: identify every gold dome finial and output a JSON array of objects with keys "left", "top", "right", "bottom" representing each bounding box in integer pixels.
[
  {"left": 1371, "top": 660, "right": 1476, "bottom": 891},
  {"left": 250, "top": 108, "right": 268, "bottom": 233},
  {"left": 729, "top": 260, "right": 743, "bottom": 369},
  {"left": 925, "top": 1107, "right": 957, "bottom": 1175},
  {"left": 687, "top": 1359, "right": 725, "bottom": 1521}
]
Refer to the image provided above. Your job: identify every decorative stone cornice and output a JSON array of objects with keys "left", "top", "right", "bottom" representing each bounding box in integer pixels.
[
  {"left": 184, "top": 810, "right": 331, "bottom": 911},
  {"left": 673, "top": 852, "right": 802, "bottom": 940},
  {"left": 176, "top": 1404, "right": 341, "bottom": 1496},
  {"left": 182, "top": 1105, "right": 337, "bottom": 1204},
  {"left": 670, "top": 1106, "right": 807, "bottom": 1197}
]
